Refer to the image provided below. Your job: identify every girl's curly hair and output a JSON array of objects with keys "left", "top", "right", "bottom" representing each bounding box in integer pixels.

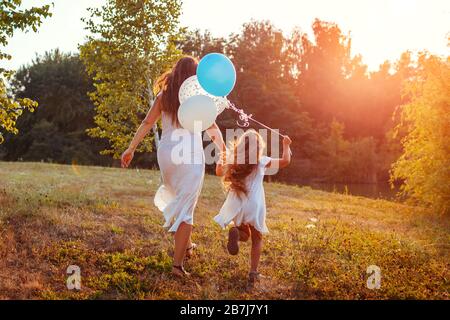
[{"left": 223, "top": 130, "right": 266, "bottom": 198}]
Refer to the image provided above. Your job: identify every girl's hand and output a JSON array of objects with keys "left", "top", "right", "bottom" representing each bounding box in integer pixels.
[
  {"left": 216, "top": 149, "right": 227, "bottom": 177},
  {"left": 121, "top": 147, "right": 135, "bottom": 168},
  {"left": 283, "top": 136, "right": 292, "bottom": 146},
  {"left": 219, "top": 148, "right": 228, "bottom": 164},
  {"left": 266, "top": 136, "right": 292, "bottom": 170}
]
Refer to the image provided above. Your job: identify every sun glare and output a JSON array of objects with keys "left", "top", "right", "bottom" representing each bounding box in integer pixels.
[{"left": 182, "top": 0, "right": 449, "bottom": 70}]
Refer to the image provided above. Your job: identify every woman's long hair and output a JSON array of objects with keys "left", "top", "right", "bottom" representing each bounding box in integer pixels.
[
  {"left": 154, "top": 56, "right": 198, "bottom": 126},
  {"left": 223, "top": 130, "right": 266, "bottom": 198}
]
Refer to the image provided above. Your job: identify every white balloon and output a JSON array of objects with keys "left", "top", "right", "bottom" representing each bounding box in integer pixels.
[
  {"left": 179, "top": 75, "right": 229, "bottom": 114},
  {"left": 178, "top": 76, "right": 202, "bottom": 103},
  {"left": 214, "top": 96, "right": 229, "bottom": 115},
  {"left": 178, "top": 95, "right": 218, "bottom": 133}
]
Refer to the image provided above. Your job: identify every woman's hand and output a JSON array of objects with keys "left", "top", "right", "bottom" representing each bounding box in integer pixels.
[{"left": 121, "top": 147, "right": 135, "bottom": 168}]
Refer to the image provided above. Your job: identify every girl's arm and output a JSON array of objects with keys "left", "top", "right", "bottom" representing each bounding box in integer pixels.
[
  {"left": 215, "top": 147, "right": 227, "bottom": 176},
  {"left": 266, "top": 136, "right": 292, "bottom": 170},
  {"left": 205, "top": 122, "right": 226, "bottom": 151},
  {"left": 206, "top": 122, "right": 227, "bottom": 177},
  {"left": 121, "top": 97, "right": 162, "bottom": 168}
]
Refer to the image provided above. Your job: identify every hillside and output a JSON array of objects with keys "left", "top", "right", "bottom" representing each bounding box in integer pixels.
[{"left": 0, "top": 162, "right": 448, "bottom": 299}]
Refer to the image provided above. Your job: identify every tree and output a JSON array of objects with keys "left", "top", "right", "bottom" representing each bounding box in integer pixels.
[
  {"left": 309, "top": 119, "right": 379, "bottom": 183},
  {"left": 1, "top": 50, "right": 110, "bottom": 165},
  {"left": 391, "top": 53, "right": 450, "bottom": 214},
  {"left": 179, "top": 29, "right": 226, "bottom": 59},
  {"left": 292, "top": 19, "right": 413, "bottom": 140},
  {"left": 295, "top": 19, "right": 355, "bottom": 122},
  {"left": 314, "top": 119, "right": 350, "bottom": 182},
  {"left": 80, "top": 0, "right": 183, "bottom": 158},
  {"left": 0, "top": 0, "right": 51, "bottom": 143}
]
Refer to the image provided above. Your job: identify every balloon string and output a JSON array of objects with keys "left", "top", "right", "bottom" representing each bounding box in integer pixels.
[
  {"left": 226, "top": 101, "right": 287, "bottom": 138},
  {"left": 225, "top": 101, "right": 292, "bottom": 155},
  {"left": 248, "top": 117, "right": 288, "bottom": 138}
]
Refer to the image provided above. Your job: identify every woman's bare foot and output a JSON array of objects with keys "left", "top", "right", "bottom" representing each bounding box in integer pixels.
[
  {"left": 185, "top": 243, "right": 197, "bottom": 259},
  {"left": 172, "top": 265, "right": 190, "bottom": 277},
  {"left": 227, "top": 227, "right": 240, "bottom": 255}
]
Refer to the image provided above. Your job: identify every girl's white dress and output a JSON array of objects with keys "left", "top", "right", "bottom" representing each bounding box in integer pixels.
[
  {"left": 154, "top": 111, "right": 205, "bottom": 233},
  {"left": 214, "top": 156, "right": 272, "bottom": 234}
]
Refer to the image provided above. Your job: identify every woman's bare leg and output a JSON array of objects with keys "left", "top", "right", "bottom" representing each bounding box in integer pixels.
[
  {"left": 173, "top": 222, "right": 193, "bottom": 269},
  {"left": 249, "top": 226, "right": 262, "bottom": 273},
  {"left": 186, "top": 235, "right": 192, "bottom": 250},
  {"left": 186, "top": 235, "right": 198, "bottom": 258}
]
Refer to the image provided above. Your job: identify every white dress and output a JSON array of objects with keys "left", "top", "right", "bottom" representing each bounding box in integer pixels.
[
  {"left": 214, "top": 156, "right": 272, "bottom": 234},
  {"left": 154, "top": 111, "right": 205, "bottom": 233}
]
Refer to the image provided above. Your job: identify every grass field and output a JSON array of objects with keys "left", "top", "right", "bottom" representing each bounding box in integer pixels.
[{"left": 0, "top": 162, "right": 448, "bottom": 299}]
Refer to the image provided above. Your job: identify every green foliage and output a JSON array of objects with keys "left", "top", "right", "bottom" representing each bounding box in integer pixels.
[
  {"left": 313, "top": 119, "right": 378, "bottom": 183},
  {"left": 0, "top": 0, "right": 52, "bottom": 143},
  {"left": 318, "top": 120, "right": 350, "bottom": 180},
  {"left": 80, "top": 0, "right": 183, "bottom": 158},
  {"left": 391, "top": 54, "right": 450, "bottom": 214},
  {"left": 0, "top": 50, "right": 110, "bottom": 165}
]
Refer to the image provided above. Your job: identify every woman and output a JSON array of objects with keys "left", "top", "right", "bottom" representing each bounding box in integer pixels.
[{"left": 121, "top": 56, "right": 225, "bottom": 277}]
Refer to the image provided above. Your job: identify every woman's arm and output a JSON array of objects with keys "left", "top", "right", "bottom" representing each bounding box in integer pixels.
[
  {"left": 121, "top": 97, "right": 162, "bottom": 168},
  {"left": 266, "top": 136, "right": 292, "bottom": 170}
]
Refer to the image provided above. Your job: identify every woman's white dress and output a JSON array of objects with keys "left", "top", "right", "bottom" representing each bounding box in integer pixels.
[
  {"left": 214, "top": 156, "right": 272, "bottom": 234},
  {"left": 154, "top": 111, "right": 205, "bottom": 233}
]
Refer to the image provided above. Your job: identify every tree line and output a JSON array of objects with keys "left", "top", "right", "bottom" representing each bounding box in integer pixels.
[{"left": 180, "top": 21, "right": 413, "bottom": 185}]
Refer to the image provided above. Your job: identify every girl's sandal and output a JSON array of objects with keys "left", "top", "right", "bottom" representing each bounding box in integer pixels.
[
  {"left": 172, "top": 265, "right": 190, "bottom": 277},
  {"left": 247, "top": 271, "right": 262, "bottom": 289},
  {"left": 185, "top": 243, "right": 197, "bottom": 259}
]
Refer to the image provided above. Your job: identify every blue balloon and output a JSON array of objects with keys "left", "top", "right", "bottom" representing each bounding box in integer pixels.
[{"left": 197, "top": 53, "right": 236, "bottom": 97}]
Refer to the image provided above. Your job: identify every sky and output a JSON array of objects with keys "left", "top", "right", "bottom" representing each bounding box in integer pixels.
[{"left": 2, "top": 0, "right": 449, "bottom": 71}]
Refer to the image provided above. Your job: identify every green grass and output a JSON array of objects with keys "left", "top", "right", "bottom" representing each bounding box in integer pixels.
[{"left": 0, "top": 161, "right": 448, "bottom": 299}]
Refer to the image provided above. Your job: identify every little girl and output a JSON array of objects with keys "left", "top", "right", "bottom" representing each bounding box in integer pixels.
[{"left": 214, "top": 129, "right": 292, "bottom": 285}]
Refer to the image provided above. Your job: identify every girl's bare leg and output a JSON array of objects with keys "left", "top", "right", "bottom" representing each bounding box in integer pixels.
[
  {"left": 172, "top": 222, "right": 193, "bottom": 275},
  {"left": 249, "top": 226, "right": 262, "bottom": 273},
  {"left": 237, "top": 224, "right": 251, "bottom": 242}
]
